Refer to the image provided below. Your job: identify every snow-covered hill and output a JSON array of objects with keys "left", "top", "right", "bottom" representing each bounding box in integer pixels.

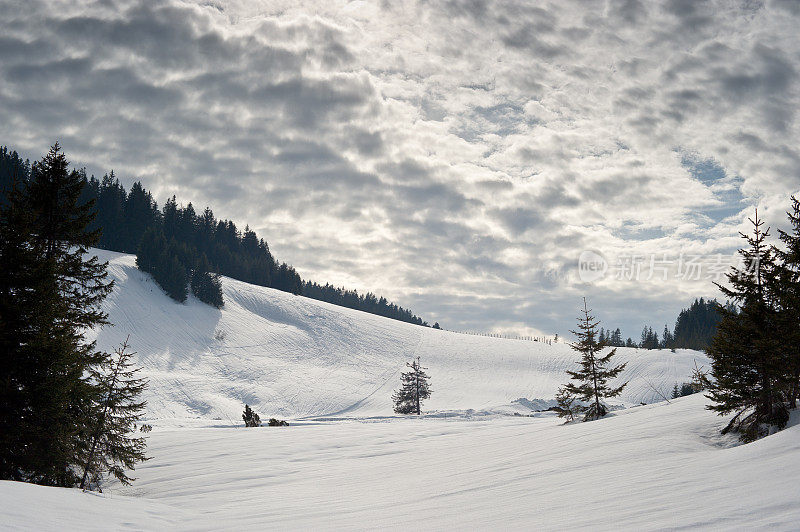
[{"left": 87, "top": 249, "right": 708, "bottom": 424}]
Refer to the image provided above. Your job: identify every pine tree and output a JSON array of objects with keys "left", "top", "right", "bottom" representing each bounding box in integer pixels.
[
  {"left": 0, "top": 170, "right": 42, "bottom": 480},
  {"left": 560, "top": 298, "right": 627, "bottom": 421},
  {"left": 80, "top": 337, "right": 148, "bottom": 490},
  {"left": 0, "top": 144, "right": 115, "bottom": 486},
  {"left": 135, "top": 226, "right": 165, "bottom": 275},
  {"left": 190, "top": 256, "right": 223, "bottom": 308},
  {"left": 661, "top": 325, "right": 673, "bottom": 349},
  {"left": 94, "top": 172, "right": 126, "bottom": 251},
  {"left": 392, "top": 357, "right": 432, "bottom": 415},
  {"left": 122, "top": 181, "right": 158, "bottom": 253},
  {"left": 706, "top": 210, "right": 789, "bottom": 441},
  {"left": 673, "top": 298, "right": 723, "bottom": 350},
  {"left": 0, "top": 145, "right": 30, "bottom": 205},
  {"left": 773, "top": 196, "right": 800, "bottom": 407},
  {"left": 611, "top": 328, "right": 623, "bottom": 347},
  {"left": 639, "top": 327, "right": 659, "bottom": 349},
  {"left": 625, "top": 337, "right": 635, "bottom": 348},
  {"left": 242, "top": 405, "right": 261, "bottom": 427}
]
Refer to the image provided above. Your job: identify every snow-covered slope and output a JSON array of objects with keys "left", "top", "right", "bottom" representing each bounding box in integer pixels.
[
  {"left": 3, "top": 395, "right": 799, "bottom": 530},
  {"left": 88, "top": 249, "right": 708, "bottom": 424},
  {"left": 4, "top": 250, "right": 796, "bottom": 530}
]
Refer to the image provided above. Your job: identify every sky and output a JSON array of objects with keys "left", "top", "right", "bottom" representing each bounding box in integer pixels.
[{"left": 2, "top": 0, "right": 800, "bottom": 339}]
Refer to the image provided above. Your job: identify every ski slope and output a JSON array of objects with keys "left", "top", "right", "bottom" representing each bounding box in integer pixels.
[
  {"left": 2, "top": 394, "right": 799, "bottom": 530},
  {"left": 87, "top": 250, "right": 708, "bottom": 424}
]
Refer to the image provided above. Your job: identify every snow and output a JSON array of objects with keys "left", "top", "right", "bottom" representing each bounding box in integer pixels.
[
  {"left": 84, "top": 249, "right": 708, "bottom": 424},
  {"left": 3, "top": 395, "right": 800, "bottom": 530},
  {"left": 5, "top": 249, "right": 796, "bottom": 529}
]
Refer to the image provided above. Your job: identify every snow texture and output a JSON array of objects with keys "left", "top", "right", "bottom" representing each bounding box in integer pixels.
[{"left": 2, "top": 396, "right": 800, "bottom": 529}]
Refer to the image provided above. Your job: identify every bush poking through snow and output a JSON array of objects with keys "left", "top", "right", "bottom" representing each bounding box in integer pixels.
[
  {"left": 268, "top": 418, "right": 288, "bottom": 427},
  {"left": 242, "top": 405, "right": 261, "bottom": 427}
]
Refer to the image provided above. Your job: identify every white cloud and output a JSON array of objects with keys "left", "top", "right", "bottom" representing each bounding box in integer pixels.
[{"left": 1, "top": 0, "right": 799, "bottom": 337}]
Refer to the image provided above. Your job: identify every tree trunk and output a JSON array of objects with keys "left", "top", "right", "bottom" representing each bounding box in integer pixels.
[
  {"left": 415, "top": 365, "right": 421, "bottom": 415},
  {"left": 590, "top": 347, "right": 600, "bottom": 418}
]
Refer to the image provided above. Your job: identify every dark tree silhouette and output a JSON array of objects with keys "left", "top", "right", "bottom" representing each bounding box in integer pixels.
[
  {"left": 392, "top": 357, "right": 432, "bottom": 415},
  {"left": 2, "top": 143, "right": 434, "bottom": 322},
  {"left": 773, "top": 196, "right": 800, "bottom": 407},
  {"left": 0, "top": 144, "right": 116, "bottom": 486},
  {"left": 706, "top": 211, "right": 789, "bottom": 441},
  {"left": 242, "top": 405, "right": 261, "bottom": 427}
]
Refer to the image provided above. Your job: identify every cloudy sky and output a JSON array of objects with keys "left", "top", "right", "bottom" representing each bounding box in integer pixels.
[{"left": 3, "top": 0, "right": 800, "bottom": 338}]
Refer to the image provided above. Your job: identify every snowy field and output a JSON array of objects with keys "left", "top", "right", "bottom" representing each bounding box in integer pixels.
[
  {"left": 6, "top": 250, "right": 797, "bottom": 530},
  {"left": 2, "top": 394, "right": 799, "bottom": 530},
  {"left": 86, "top": 250, "right": 707, "bottom": 424}
]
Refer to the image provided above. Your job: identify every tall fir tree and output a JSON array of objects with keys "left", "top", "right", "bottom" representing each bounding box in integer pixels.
[
  {"left": 611, "top": 328, "right": 623, "bottom": 347},
  {"left": 706, "top": 210, "right": 789, "bottom": 441},
  {"left": 560, "top": 298, "right": 627, "bottom": 421},
  {"left": 773, "top": 196, "right": 800, "bottom": 407},
  {"left": 0, "top": 144, "right": 116, "bottom": 486},
  {"left": 0, "top": 166, "right": 42, "bottom": 480},
  {"left": 122, "top": 181, "right": 158, "bottom": 253},
  {"left": 392, "top": 357, "right": 432, "bottom": 415}
]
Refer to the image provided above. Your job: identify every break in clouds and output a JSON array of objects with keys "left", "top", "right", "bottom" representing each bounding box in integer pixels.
[{"left": 2, "top": 0, "right": 799, "bottom": 336}]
